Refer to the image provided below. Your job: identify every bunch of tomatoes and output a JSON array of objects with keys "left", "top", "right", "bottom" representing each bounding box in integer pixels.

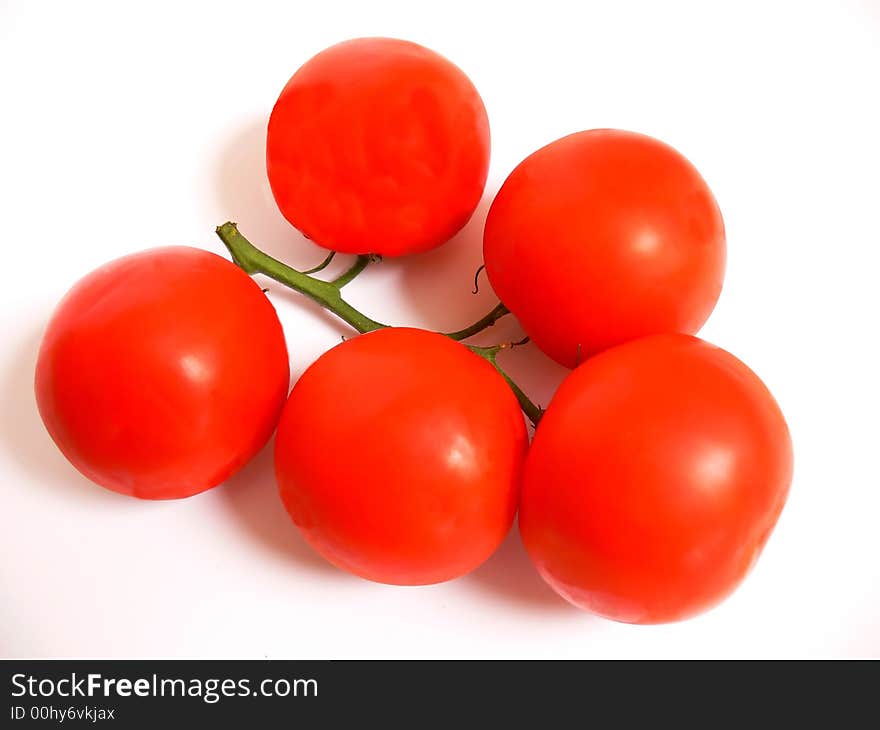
[{"left": 35, "top": 38, "right": 792, "bottom": 624}]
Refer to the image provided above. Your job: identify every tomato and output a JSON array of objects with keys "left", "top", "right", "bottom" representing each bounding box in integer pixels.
[
  {"left": 274, "top": 328, "right": 527, "bottom": 585},
  {"left": 267, "top": 37, "right": 490, "bottom": 257},
  {"left": 35, "top": 247, "right": 290, "bottom": 499},
  {"left": 483, "top": 129, "right": 726, "bottom": 367},
  {"left": 519, "top": 334, "right": 792, "bottom": 623}
]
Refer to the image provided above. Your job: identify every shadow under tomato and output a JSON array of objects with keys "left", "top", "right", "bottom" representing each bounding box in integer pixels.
[
  {"left": 465, "top": 524, "right": 577, "bottom": 613},
  {"left": 0, "top": 324, "right": 121, "bottom": 503},
  {"left": 371, "top": 177, "right": 571, "bottom": 405},
  {"left": 217, "top": 438, "right": 343, "bottom": 576},
  {"left": 379, "top": 187, "right": 513, "bottom": 334}
]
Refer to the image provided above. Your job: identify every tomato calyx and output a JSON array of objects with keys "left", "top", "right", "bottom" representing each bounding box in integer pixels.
[{"left": 215, "top": 221, "right": 543, "bottom": 427}]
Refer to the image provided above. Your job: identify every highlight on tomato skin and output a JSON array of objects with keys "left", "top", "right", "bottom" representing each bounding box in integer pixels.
[
  {"left": 274, "top": 327, "right": 528, "bottom": 586},
  {"left": 518, "top": 333, "right": 793, "bottom": 623},
  {"left": 267, "top": 37, "right": 491, "bottom": 257},
  {"left": 34, "top": 247, "right": 290, "bottom": 500},
  {"left": 483, "top": 129, "right": 726, "bottom": 368}
]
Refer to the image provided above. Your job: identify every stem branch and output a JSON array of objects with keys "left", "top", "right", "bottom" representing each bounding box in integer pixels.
[
  {"left": 215, "top": 221, "right": 543, "bottom": 427},
  {"left": 445, "top": 302, "right": 510, "bottom": 341},
  {"left": 215, "top": 223, "right": 386, "bottom": 334},
  {"left": 302, "top": 251, "right": 336, "bottom": 275},
  {"left": 467, "top": 343, "right": 543, "bottom": 427},
  {"left": 331, "top": 255, "right": 372, "bottom": 288}
]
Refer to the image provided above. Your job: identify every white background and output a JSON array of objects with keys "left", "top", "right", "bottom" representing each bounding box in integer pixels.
[{"left": 1, "top": 0, "right": 878, "bottom": 659}]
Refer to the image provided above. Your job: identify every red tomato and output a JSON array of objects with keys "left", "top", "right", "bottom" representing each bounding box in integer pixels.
[
  {"left": 267, "top": 37, "right": 490, "bottom": 256},
  {"left": 274, "top": 328, "right": 527, "bottom": 585},
  {"left": 484, "top": 130, "right": 726, "bottom": 367},
  {"left": 35, "top": 247, "right": 290, "bottom": 499},
  {"left": 519, "top": 334, "right": 792, "bottom": 623}
]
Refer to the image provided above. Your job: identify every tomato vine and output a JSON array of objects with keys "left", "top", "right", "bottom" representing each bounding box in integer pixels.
[{"left": 215, "top": 222, "right": 543, "bottom": 426}]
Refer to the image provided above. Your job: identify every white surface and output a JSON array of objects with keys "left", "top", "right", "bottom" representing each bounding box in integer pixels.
[{"left": 1, "top": 0, "right": 878, "bottom": 659}]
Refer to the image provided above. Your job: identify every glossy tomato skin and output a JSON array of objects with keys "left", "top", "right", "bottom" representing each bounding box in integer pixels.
[
  {"left": 484, "top": 130, "right": 726, "bottom": 367},
  {"left": 274, "top": 328, "right": 527, "bottom": 585},
  {"left": 520, "top": 334, "right": 792, "bottom": 623},
  {"left": 35, "top": 247, "right": 290, "bottom": 499},
  {"left": 267, "top": 37, "right": 490, "bottom": 257}
]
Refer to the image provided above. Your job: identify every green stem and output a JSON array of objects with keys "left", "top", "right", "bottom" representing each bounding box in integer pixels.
[
  {"left": 445, "top": 302, "right": 510, "bottom": 341},
  {"left": 331, "top": 255, "right": 372, "bottom": 288},
  {"left": 215, "top": 222, "right": 543, "bottom": 427},
  {"left": 215, "top": 222, "right": 386, "bottom": 334},
  {"left": 302, "top": 251, "right": 336, "bottom": 275},
  {"left": 468, "top": 342, "right": 543, "bottom": 428}
]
